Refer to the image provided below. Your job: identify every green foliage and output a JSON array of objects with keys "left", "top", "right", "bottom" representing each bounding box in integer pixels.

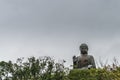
[
  {"left": 68, "top": 68, "right": 120, "bottom": 80},
  {"left": 0, "top": 56, "right": 120, "bottom": 80},
  {"left": 0, "top": 56, "right": 67, "bottom": 80}
]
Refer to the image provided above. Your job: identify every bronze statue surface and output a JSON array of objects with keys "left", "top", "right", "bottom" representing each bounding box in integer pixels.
[{"left": 73, "top": 43, "right": 96, "bottom": 69}]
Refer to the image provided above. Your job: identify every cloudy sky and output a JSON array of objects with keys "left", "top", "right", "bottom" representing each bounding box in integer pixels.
[{"left": 0, "top": 0, "right": 120, "bottom": 67}]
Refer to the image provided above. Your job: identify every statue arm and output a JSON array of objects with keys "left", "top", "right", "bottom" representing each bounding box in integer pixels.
[
  {"left": 90, "top": 55, "right": 96, "bottom": 68},
  {"left": 73, "top": 56, "right": 78, "bottom": 69}
]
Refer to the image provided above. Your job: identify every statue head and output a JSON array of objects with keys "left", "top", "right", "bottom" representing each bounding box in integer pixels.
[{"left": 79, "top": 43, "right": 88, "bottom": 54}]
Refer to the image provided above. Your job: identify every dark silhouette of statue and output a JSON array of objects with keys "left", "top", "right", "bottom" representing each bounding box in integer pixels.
[{"left": 73, "top": 43, "right": 96, "bottom": 69}]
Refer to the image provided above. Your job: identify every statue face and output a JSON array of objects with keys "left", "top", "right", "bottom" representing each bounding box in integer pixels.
[{"left": 80, "top": 46, "right": 88, "bottom": 54}]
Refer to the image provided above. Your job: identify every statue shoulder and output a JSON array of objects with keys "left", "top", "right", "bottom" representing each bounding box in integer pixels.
[
  {"left": 73, "top": 56, "right": 81, "bottom": 61},
  {"left": 73, "top": 56, "right": 80, "bottom": 61},
  {"left": 88, "top": 55, "right": 94, "bottom": 59}
]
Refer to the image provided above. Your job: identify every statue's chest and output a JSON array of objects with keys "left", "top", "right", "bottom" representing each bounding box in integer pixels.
[{"left": 79, "top": 56, "right": 89, "bottom": 66}]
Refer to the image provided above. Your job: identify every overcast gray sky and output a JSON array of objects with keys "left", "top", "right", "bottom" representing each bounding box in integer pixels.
[{"left": 0, "top": 0, "right": 120, "bottom": 67}]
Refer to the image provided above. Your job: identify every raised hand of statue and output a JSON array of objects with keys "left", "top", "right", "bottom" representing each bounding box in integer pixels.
[{"left": 73, "top": 55, "right": 76, "bottom": 59}]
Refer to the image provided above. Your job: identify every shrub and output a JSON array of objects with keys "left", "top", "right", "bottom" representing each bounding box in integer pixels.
[
  {"left": 0, "top": 56, "right": 120, "bottom": 80},
  {"left": 68, "top": 68, "right": 120, "bottom": 80}
]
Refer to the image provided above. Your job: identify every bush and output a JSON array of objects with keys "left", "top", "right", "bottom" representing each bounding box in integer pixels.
[
  {"left": 68, "top": 68, "right": 120, "bottom": 80},
  {"left": 0, "top": 56, "right": 68, "bottom": 80},
  {"left": 0, "top": 56, "right": 120, "bottom": 80}
]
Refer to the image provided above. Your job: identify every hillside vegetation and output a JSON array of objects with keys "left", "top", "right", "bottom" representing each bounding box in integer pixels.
[{"left": 0, "top": 56, "right": 120, "bottom": 80}]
